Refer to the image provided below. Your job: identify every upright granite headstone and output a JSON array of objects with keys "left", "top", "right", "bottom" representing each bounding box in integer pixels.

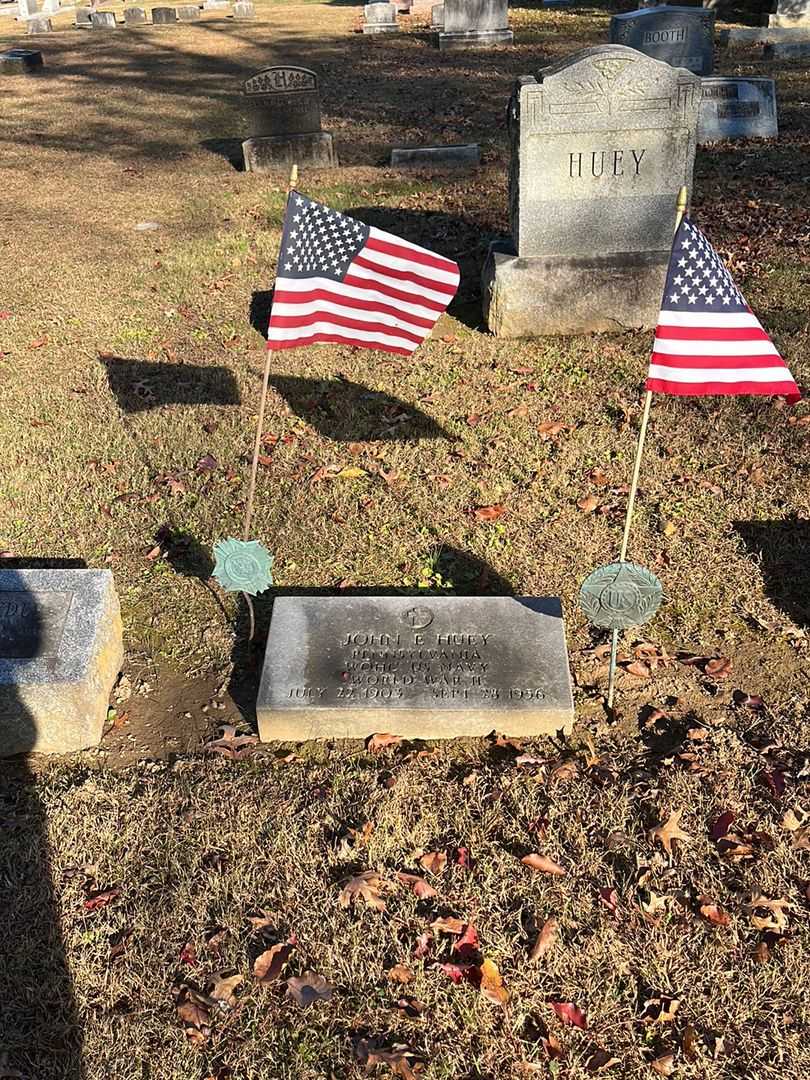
[
  {"left": 764, "top": 38, "right": 810, "bottom": 55},
  {"left": 698, "top": 77, "right": 777, "bottom": 142},
  {"left": 431, "top": 2, "right": 443, "bottom": 24},
  {"left": 242, "top": 65, "right": 337, "bottom": 171},
  {"left": 26, "top": 14, "right": 51, "bottom": 30},
  {"left": 40, "top": 0, "right": 59, "bottom": 15},
  {"left": 768, "top": 0, "right": 809, "bottom": 27},
  {"left": 362, "top": 2, "right": 399, "bottom": 32},
  {"left": 482, "top": 45, "right": 702, "bottom": 337},
  {"left": 0, "top": 570, "right": 123, "bottom": 756},
  {"left": 257, "top": 596, "right": 574, "bottom": 741},
  {"left": 91, "top": 10, "right": 117, "bottom": 27},
  {"left": 151, "top": 5, "right": 177, "bottom": 20},
  {"left": 124, "top": 5, "right": 147, "bottom": 23},
  {"left": 232, "top": 0, "right": 255, "bottom": 17},
  {"left": 177, "top": 3, "right": 200, "bottom": 18},
  {"left": 435, "top": 0, "right": 512, "bottom": 48},
  {"left": 18, "top": 0, "right": 38, "bottom": 18},
  {"left": 610, "top": 6, "right": 715, "bottom": 75},
  {"left": 75, "top": 5, "right": 93, "bottom": 24},
  {"left": 0, "top": 46, "right": 43, "bottom": 72}
]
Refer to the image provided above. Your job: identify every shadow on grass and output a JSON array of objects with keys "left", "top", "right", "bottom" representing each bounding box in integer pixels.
[
  {"left": 0, "top": 578, "right": 83, "bottom": 1079},
  {"left": 101, "top": 357, "right": 241, "bottom": 412},
  {"left": 735, "top": 518, "right": 810, "bottom": 628},
  {"left": 199, "top": 136, "right": 245, "bottom": 169}
]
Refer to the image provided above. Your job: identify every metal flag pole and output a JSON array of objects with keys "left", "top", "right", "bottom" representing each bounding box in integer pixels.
[
  {"left": 239, "top": 162, "right": 299, "bottom": 640},
  {"left": 606, "top": 184, "right": 688, "bottom": 709}
]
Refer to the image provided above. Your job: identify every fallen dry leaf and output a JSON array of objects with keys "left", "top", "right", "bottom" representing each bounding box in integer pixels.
[
  {"left": 286, "top": 971, "right": 334, "bottom": 1007},
  {"left": 529, "top": 917, "right": 558, "bottom": 962},
  {"left": 699, "top": 898, "right": 731, "bottom": 927},
  {"left": 577, "top": 494, "right": 600, "bottom": 513},
  {"left": 641, "top": 997, "right": 680, "bottom": 1023},
  {"left": 649, "top": 810, "right": 691, "bottom": 855},
  {"left": 522, "top": 853, "right": 566, "bottom": 876},
  {"left": 552, "top": 1001, "right": 587, "bottom": 1029},
  {"left": 253, "top": 942, "right": 295, "bottom": 984},
  {"left": 387, "top": 964, "right": 414, "bottom": 984},
  {"left": 430, "top": 916, "right": 466, "bottom": 935},
  {"left": 419, "top": 851, "right": 448, "bottom": 875},
  {"left": 366, "top": 732, "right": 403, "bottom": 753},
  {"left": 479, "top": 958, "right": 509, "bottom": 1005},
  {"left": 397, "top": 872, "right": 438, "bottom": 899},
  {"left": 204, "top": 725, "right": 258, "bottom": 761},
  {"left": 538, "top": 420, "right": 570, "bottom": 440},
  {"left": 355, "top": 1039, "right": 421, "bottom": 1080},
  {"left": 651, "top": 1054, "right": 675, "bottom": 1076},
  {"left": 746, "top": 891, "right": 790, "bottom": 932},
  {"left": 83, "top": 886, "right": 121, "bottom": 912},
  {"left": 210, "top": 972, "right": 242, "bottom": 1008},
  {"left": 473, "top": 504, "right": 507, "bottom": 523},
  {"left": 339, "top": 870, "right": 389, "bottom": 912},
  {"left": 586, "top": 1048, "right": 620, "bottom": 1072}
]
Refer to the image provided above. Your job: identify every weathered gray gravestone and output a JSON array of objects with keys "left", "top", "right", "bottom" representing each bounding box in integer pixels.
[
  {"left": 391, "top": 143, "right": 480, "bottom": 169},
  {"left": 124, "top": 5, "right": 147, "bottom": 23},
  {"left": 242, "top": 66, "right": 337, "bottom": 171},
  {"left": 435, "top": 0, "right": 512, "bottom": 48},
  {"left": 257, "top": 596, "right": 574, "bottom": 741},
  {"left": 40, "top": 0, "right": 59, "bottom": 15},
  {"left": 151, "top": 5, "right": 176, "bottom": 20},
  {"left": 232, "top": 0, "right": 255, "bottom": 17},
  {"left": 17, "top": 0, "right": 38, "bottom": 18},
  {"left": 26, "top": 14, "right": 51, "bottom": 30},
  {"left": 0, "top": 47, "right": 43, "bottom": 72},
  {"left": 0, "top": 570, "right": 123, "bottom": 756},
  {"left": 482, "top": 45, "right": 702, "bottom": 338},
  {"left": 177, "top": 3, "right": 200, "bottom": 18},
  {"left": 719, "top": 25, "right": 810, "bottom": 47},
  {"left": 91, "top": 10, "right": 117, "bottom": 27},
  {"left": 75, "top": 5, "right": 93, "bottom": 24},
  {"left": 768, "top": 0, "right": 810, "bottom": 27},
  {"left": 431, "top": 2, "right": 443, "bottom": 25},
  {"left": 764, "top": 38, "right": 810, "bottom": 55},
  {"left": 610, "top": 6, "right": 715, "bottom": 75},
  {"left": 362, "top": 2, "right": 399, "bottom": 32},
  {"left": 698, "top": 77, "right": 777, "bottom": 143}
]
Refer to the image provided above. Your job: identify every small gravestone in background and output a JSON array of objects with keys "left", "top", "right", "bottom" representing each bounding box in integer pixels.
[
  {"left": 391, "top": 143, "right": 480, "bottom": 169},
  {"left": 482, "top": 45, "right": 702, "bottom": 337},
  {"left": 431, "top": 2, "right": 443, "bottom": 24},
  {"left": 610, "top": 6, "right": 715, "bottom": 75},
  {"left": 75, "top": 5, "right": 92, "bottom": 24},
  {"left": 124, "top": 6, "right": 147, "bottom": 23},
  {"left": 698, "top": 77, "right": 777, "bottom": 143},
  {"left": 91, "top": 10, "right": 117, "bottom": 27},
  {"left": 764, "top": 38, "right": 810, "bottom": 55},
  {"left": 233, "top": 1, "right": 255, "bottom": 17},
  {"left": 203, "top": 0, "right": 228, "bottom": 9},
  {"left": 18, "top": 0, "right": 38, "bottom": 18},
  {"left": 40, "top": 0, "right": 59, "bottom": 15},
  {"left": 720, "top": 25, "right": 810, "bottom": 47},
  {"left": 768, "top": 0, "right": 809, "bottom": 27},
  {"left": 27, "top": 14, "right": 51, "bottom": 30},
  {"left": 398, "top": 0, "right": 411, "bottom": 12},
  {"left": 0, "top": 570, "right": 123, "bottom": 756},
  {"left": 242, "top": 66, "right": 337, "bottom": 171},
  {"left": 257, "top": 596, "right": 575, "bottom": 741},
  {"left": 362, "top": 2, "right": 399, "bottom": 32},
  {"left": 177, "top": 3, "right": 200, "bottom": 18},
  {"left": 151, "top": 5, "right": 176, "bottom": 20},
  {"left": 0, "top": 47, "right": 43, "bottom": 72},
  {"left": 435, "top": 0, "right": 513, "bottom": 48}
]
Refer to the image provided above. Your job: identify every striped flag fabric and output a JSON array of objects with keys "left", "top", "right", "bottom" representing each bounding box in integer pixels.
[
  {"left": 267, "top": 191, "right": 460, "bottom": 356},
  {"left": 646, "top": 217, "right": 800, "bottom": 404}
]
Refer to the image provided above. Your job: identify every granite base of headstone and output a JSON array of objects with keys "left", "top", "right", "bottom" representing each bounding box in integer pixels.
[
  {"left": 610, "top": 5, "right": 715, "bottom": 75},
  {"left": 698, "top": 77, "right": 777, "bottom": 142},
  {"left": 0, "top": 46, "right": 43, "bottom": 71},
  {"left": 764, "top": 38, "right": 810, "bottom": 55},
  {"left": 232, "top": 1, "right": 255, "bottom": 17},
  {"left": 0, "top": 570, "right": 123, "bottom": 756},
  {"left": 27, "top": 14, "right": 51, "bottom": 29},
  {"left": 391, "top": 143, "right": 480, "bottom": 169},
  {"left": 435, "top": 0, "right": 512, "bottom": 48},
  {"left": 151, "top": 4, "right": 176, "bottom": 20},
  {"left": 177, "top": 3, "right": 200, "bottom": 18},
  {"left": 257, "top": 596, "right": 575, "bottom": 741},
  {"left": 91, "top": 9, "right": 117, "bottom": 27},
  {"left": 482, "top": 45, "right": 702, "bottom": 337},
  {"left": 124, "top": 5, "right": 147, "bottom": 22},
  {"left": 241, "top": 65, "right": 338, "bottom": 172},
  {"left": 75, "top": 4, "right": 92, "bottom": 24},
  {"left": 362, "top": 2, "right": 399, "bottom": 32}
]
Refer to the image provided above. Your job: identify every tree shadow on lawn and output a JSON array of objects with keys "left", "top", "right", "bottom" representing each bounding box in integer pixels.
[
  {"left": 734, "top": 518, "right": 810, "bottom": 629},
  {"left": 0, "top": 576, "right": 84, "bottom": 1080}
]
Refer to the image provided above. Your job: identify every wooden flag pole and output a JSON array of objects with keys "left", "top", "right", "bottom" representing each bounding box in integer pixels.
[
  {"left": 607, "top": 184, "right": 688, "bottom": 709},
  {"left": 239, "top": 163, "right": 298, "bottom": 641}
]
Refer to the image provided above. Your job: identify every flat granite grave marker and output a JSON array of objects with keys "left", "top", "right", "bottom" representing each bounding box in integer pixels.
[
  {"left": 698, "top": 77, "right": 777, "bottom": 142},
  {"left": 257, "top": 596, "right": 575, "bottom": 741},
  {"left": 0, "top": 570, "right": 123, "bottom": 756},
  {"left": 435, "top": 0, "right": 513, "bottom": 48},
  {"left": 124, "top": 5, "right": 147, "bottom": 23},
  {"left": 0, "top": 46, "right": 43, "bottom": 72},
  {"left": 242, "top": 65, "right": 337, "bottom": 171},
  {"left": 362, "top": 2, "right": 399, "bottom": 32},
  {"left": 481, "top": 45, "right": 702, "bottom": 337},
  {"left": 151, "top": 5, "right": 177, "bottom": 20},
  {"left": 91, "top": 10, "right": 117, "bottom": 27},
  {"left": 391, "top": 143, "right": 480, "bottom": 169},
  {"left": 610, "top": 5, "right": 715, "bottom": 75}
]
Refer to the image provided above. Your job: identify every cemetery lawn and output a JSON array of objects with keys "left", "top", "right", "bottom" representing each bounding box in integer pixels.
[{"left": 1, "top": 2, "right": 810, "bottom": 1078}]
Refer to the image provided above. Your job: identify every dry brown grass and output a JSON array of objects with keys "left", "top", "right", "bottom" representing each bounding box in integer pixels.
[{"left": 1, "top": 1, "right": 809, "bottom": 1077}]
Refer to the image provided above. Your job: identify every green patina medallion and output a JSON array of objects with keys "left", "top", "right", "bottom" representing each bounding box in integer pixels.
[
  {"left": 212, "top": 539, "right": 274, "bottom": 596},
  {"left": 579, "top": 561, "right": 663, "bottom": 630}
]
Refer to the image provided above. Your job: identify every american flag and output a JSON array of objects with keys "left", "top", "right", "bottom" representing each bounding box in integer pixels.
[
  {"left": 647, "top": 217, "right": 800, "bottom": 404},
  {"left": 267, "top": 191, "right": 460, "bottom": 356}
]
